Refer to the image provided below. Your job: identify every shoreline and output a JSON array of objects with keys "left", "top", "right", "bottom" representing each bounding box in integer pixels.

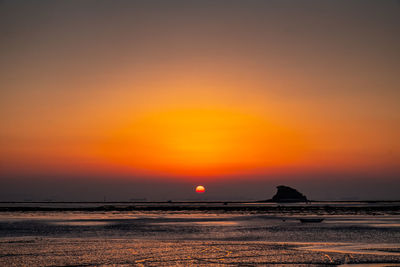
[{"left": 0, "top": 202, "right": 399, "bottom": 214}]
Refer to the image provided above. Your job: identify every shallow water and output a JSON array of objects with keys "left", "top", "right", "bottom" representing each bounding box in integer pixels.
[{"left": 0, "top": 207, "right": 399, "bottom": 266}]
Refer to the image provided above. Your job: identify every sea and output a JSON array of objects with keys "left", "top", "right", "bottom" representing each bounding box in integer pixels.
[{"left": 0, "top": 201, "right": 399, "bottom": 266}]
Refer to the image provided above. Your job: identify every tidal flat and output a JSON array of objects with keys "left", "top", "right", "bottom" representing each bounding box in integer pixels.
[{"left": 0, "top": 202, "right": 399, "bottom": 266}]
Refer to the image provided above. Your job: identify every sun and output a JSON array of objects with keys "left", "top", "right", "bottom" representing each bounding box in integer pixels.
[{"left": 195, "top": 185, "right": 205, "bottom": 193}]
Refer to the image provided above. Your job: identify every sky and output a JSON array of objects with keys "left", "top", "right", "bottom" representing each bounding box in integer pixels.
[{"left": 0, "top": 0, "right": 399, "bottom": 201}]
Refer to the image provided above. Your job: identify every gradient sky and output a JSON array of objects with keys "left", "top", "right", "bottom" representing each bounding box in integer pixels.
[{"left": 1, "top": 0, "right": 399, "bottom": 201}]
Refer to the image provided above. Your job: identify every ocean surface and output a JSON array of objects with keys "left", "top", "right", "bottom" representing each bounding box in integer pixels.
[{"left": 0, "top": 202, "right": 399, "bottom": 266}]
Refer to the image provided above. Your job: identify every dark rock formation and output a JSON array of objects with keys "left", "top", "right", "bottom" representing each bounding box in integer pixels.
[{"left": 271, "top": 185, "right": 308, "bottom": 202}]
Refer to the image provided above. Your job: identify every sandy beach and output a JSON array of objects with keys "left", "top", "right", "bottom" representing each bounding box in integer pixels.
[{"left": 0, "top": 202, "right": 399, "bottom": 266}]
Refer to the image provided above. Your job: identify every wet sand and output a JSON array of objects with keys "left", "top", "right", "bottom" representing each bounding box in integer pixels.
[
  {"left": 3, "top": 238, "right": 400, "bottom": 266},
  {"left": 0, "top": 202, "right": 399, "bottom": 266}
]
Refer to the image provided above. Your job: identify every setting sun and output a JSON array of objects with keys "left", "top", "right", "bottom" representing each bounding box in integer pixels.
[
  {"left": 195, "top": 185, "right": 205, "bottom": 193},
  {"left": 1, "top": 0, "right": 398, "bottom": 200},
  {"left": 1, "top": 1, "right": 399, "bottom": 264}
]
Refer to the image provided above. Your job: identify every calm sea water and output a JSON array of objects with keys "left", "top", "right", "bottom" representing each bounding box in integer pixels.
[{"left": 0, "top": 202, "right": 399, "bottom": 266}]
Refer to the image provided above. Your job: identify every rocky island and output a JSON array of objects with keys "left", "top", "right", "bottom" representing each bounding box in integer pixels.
[{"left": 261, "top": 185, "right": 309, "bottom": 203}]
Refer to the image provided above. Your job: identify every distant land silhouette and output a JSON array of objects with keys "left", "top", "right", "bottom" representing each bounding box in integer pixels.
[{"left": 261, "top": 185, "right": 308, "bottom": 203}]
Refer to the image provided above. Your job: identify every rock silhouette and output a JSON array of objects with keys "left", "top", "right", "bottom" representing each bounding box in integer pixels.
[{"left": 271, "top": 185, "right": 308, "bottom": 202}]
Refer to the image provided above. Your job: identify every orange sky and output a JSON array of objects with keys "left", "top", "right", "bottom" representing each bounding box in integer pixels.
[{"left": 1, "top": 1, "right": 399, "bottom": 181}]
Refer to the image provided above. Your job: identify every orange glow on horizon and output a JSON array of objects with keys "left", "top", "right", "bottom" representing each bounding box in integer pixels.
[
  {"left": 1, "top": 1, "right": 399, "bottom": 183},
  {"left": 98, "top": 107, "right": 306, "bottom": 177},
  {"left": 1, "top": 101, "right": 399, "bottom": 179}
]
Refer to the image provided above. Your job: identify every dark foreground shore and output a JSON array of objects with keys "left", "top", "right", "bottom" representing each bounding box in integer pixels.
[
  {"left": 2, "top": 237, "right": 400, "bottom": 266},
  {"left": 0, "top": 201, "right": 399, "bottom": 215},
  {"left": 1, "top": 202, "right": 399, "bottom": 266}
]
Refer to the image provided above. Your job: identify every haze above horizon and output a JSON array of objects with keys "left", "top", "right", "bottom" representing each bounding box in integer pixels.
[{"left": 0, "top": 0, "right": 399, "bottom": 201}]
